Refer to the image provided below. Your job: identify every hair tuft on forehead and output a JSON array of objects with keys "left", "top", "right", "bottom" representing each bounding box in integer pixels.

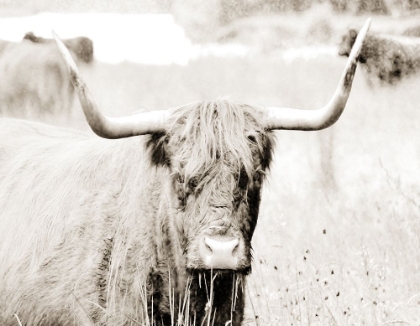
[{"left": 147, "top": 99, "right": 274, "bottom": 189}]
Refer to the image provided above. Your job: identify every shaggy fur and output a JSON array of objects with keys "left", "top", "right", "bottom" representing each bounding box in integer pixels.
[
  {"left": 338, "top": 28, "right": 420, "bottom": 85},
  {"left": 0, "top": 99, "right": 274, "bottom": 325},
  {"left": 0, "top": 40, "right": 76, "bottom": 117},
  {"left": 24, "top": 32, "right": 94, "bottom": 64}
]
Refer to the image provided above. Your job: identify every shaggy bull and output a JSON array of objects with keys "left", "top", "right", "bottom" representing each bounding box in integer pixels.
[
  {"left": 23, "top": 31, "right": 94, "bottom": 64},
  {"left": 0, "top": 40, "right": 77, "bottom": 118},
  {"left": 338, "top": 27, "right": 420, "bottom": 85},
  {"left": 0, "top": 20, "right": 370, "bottom": 326}
]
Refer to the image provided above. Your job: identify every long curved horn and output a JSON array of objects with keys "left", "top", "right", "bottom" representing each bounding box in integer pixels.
[
  {"left": 52, "top": 31, "right": 170, "bottom": 138},
  {"left": 264, "top": 18, "right": 371, "bottom": 131}
]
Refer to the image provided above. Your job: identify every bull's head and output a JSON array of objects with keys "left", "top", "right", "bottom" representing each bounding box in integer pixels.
[
  {"left": 338, "top": 28, "right": 358, "bottom": 57},
  {"left": 338, "top": 28, "right": 368, "bottom": 64},
  {"left": 52, "top": 19, "right": 370, "bottom": 274},
  {"left": 65, "top": 37, "right": 94, "bottom": 64},
  {"left": 155, "top": 100, "right": 274, "bottom": 272}
]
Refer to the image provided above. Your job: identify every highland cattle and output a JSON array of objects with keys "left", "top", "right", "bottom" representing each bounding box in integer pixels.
[
  {"left": 0, "top": 20, "right": 371, "bottom": 326},
  {"left": 339, "top": 28, "right": 420, "bottom": 85}
]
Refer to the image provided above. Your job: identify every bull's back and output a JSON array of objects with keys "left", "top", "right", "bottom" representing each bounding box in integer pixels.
[
  {"left": 0, "top": 119, "right": 157, "bottom": 325},
  {"left": 0, "top": 41, "right": 75, "bottom": 117}
]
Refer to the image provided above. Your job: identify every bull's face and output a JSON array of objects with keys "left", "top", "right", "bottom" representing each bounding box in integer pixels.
[
  {"left": 338, "top": 29, "right": 358, "bottom": 57},
  {"left": 154, "top": 101, "right": 273, "bottom": 272},
  {"left": 65, "top": 37, "right": 94, "bottom": 64}
]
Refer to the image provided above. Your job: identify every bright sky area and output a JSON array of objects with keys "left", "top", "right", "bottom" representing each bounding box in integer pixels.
[{"left": 0, "top": 13, "right": 250, "bottom": 65}]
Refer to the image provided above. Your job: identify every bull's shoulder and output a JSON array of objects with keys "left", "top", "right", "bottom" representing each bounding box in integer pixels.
[
  {"left": 0, "top": 41, "right": 56, "bottom": 67},
  {"left": 0, "top": 118, "right": 152, "bottom": 169},
  {"left": 0, "top": 118, "right": 89, "bottom": 140},
  {"left": 0, "top": 119, "right": 90, "bottom": 157},
  {"left": 0, "top": 118, "right": 157, "bottom": 184}
]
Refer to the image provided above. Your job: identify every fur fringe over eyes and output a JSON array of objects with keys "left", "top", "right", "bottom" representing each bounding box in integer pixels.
[{"left": 146, "top": 98, "right": 274, "bottom": 190}]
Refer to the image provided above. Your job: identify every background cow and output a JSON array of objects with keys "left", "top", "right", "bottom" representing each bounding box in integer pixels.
[
  {"left": 0, "top": 40, "right": 74, "bottom": 118},
  {"left": 23, "top": 31, "right": 94, "bottom": 64},
  {"left": 338, "top": 28, "right": 420, "bottom": 86},
  {"left": 0, "top": 34, "right": 93, "bottom": 119},
  {"left": 0, "top": 20, "right": 370, "bottom": 326}
]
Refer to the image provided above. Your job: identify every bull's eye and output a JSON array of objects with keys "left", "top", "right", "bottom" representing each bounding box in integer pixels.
[
  {"left": 238, "top": 171, "right": 249, "bottom": 189},
  {"left": 253, "top": 171, "right": 262, "bottom": 185},
  {"left": 248, "top": 135, "right": 257, "bottom": 143},
  {"left": 188, "top": 177, "right": 199, "bottom": 190}
]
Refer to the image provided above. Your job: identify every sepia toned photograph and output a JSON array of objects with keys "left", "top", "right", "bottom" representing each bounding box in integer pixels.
[{"left": 0, "top": 0, "right": 419, "bottom": 325}]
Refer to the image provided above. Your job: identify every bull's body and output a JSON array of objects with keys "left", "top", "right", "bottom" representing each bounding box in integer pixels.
[
  {"left": 0, "top": 40, "right": 74, "bottom": 117},
  {"left": 0, "top": 108, "right": 250, "bottom": 325},
  {"left": 339, "top": 29, "right": 420, "bottom": 85}
]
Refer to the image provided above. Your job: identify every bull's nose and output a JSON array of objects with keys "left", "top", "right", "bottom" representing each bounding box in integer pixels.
[{"left": 200, "top": 237, "right": 242, "bottom": 269}]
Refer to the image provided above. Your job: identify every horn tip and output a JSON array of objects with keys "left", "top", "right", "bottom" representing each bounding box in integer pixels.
[
  {"left": 347, "top": 18, "right": 372, "bottom": 63},
  {"left": 363, "top": 17, "right": 372, "bottom": 31},
  {"left": 359, "top": 18, "right": 372, "bottom": 37}
]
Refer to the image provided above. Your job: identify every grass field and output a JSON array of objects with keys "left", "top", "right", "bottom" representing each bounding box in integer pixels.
[
  {"left": 46, "top": 51, "right": 419, "bottom": 325},
  {"left": 2, "top": 7, "right": 420, "bottom": 324}
]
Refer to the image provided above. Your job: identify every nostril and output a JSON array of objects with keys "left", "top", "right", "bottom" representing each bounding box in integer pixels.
[
  {"left": 232, "top": 241, "right": 239, "bottom": 256},
  {"left": 204, "top": 237, "right": 213, "bottom": 254},
  {"left": 205, "top": 242, "right": 213, "bottom": 254}
]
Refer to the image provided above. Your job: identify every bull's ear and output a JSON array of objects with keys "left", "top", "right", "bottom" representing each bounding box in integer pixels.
[
  {"left": 146, "top": 133, "right": 171, "bottom": 167},
  {"left": 349, "top": 29, "right": 358, "bottom": 39}
]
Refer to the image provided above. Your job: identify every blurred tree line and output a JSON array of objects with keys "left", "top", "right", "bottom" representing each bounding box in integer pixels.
[
  {"left": 1, "top": 0, "right": 418, "bottom": 18},
  {"left": 216, "top": 0, "right": 420, "bottom": 23},
  {"left": 168, "top": 0, "right": 420, "bottom": 41}
]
